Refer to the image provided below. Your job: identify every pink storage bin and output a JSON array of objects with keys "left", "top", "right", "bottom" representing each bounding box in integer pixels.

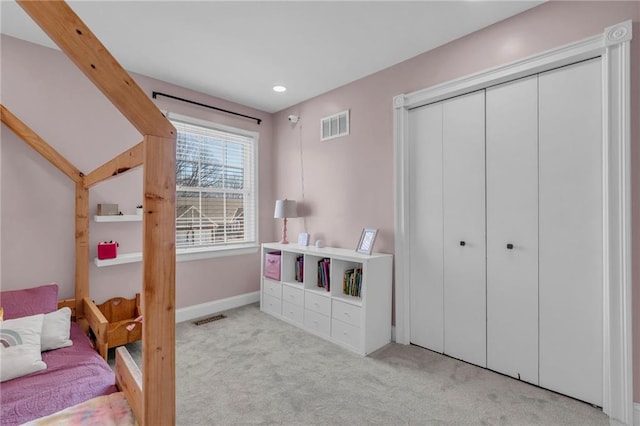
[{"left": 264, "top": 252, "right": 281, "bottom": 281}]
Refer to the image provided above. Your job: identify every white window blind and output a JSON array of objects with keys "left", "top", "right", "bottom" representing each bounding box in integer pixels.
[{"left": 169, "top": 115, "right": 257, "bottom": 251}]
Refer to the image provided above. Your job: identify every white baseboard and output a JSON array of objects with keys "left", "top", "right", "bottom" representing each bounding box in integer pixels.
[
  {"left": 634, "top": 402, "right": 640, "bottom": 426},
  {"left": 175, "top": 291, "right": 259, "bottom": 323}
]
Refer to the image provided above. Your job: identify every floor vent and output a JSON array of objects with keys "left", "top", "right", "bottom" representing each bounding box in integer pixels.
[{"left": 193, "top": 314, "right": 226, "bottom": 326}]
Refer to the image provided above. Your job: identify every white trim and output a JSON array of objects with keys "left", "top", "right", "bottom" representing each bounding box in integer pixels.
[
  {"left": 393, "top": 20, "right": 632, "bottom": 424},
  {"left": 94, "top": 243, "right": 259, "bottom": 267},
  {"left": 175, "top": 291, "right": 260, "bottom": 323},
  {"left": 177, "top": 243, "right": 259, "bottom": 262},
  {"left": 166, "top": 110, "right": 260, "bottom": 250},
  {"left": 633, "top": 403, "right": 640, "bottom": 426},
  {"left": 393, "top": 94, "right": 411, "bottom": 346},
  {"left": 94, "top": 215, "right": 142, "bottom": 222}
]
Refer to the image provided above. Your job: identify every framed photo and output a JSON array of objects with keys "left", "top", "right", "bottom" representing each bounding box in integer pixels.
[
  {"left": 356, "top": 227, "right": 378, "bottom": 255},
  {"left": 298, "top": 232, "right": 310, "bottom": 246}
]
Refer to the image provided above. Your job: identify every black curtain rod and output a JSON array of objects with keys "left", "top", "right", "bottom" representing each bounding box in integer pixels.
[{"left": 152, "top": 91, "right": 262, "bottom": 125}]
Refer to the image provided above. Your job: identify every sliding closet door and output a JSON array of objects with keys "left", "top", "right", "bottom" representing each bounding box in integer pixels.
[
  {"left": 442, "top": 91, "right": 486, "bottom": 367},
  {"left": 539, "top": 58, "right": 602, "bottom": 406},
  {"left": 408, "top": 103, "right": 444, "bottom": 352},
  {"left": 486, "top": 76, "right": 539, "bottom": 384}
]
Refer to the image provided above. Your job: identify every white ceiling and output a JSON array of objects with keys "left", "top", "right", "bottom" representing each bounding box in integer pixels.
[{"left": 1, "top": 1, "right": 542, "bottom": 113}]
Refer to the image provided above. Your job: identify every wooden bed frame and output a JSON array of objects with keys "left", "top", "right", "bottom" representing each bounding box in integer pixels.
[{"left": 1, "top": 1, "right": 176, "bottom": 424}]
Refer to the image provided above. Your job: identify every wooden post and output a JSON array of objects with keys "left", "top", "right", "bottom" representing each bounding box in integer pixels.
[
  {"left": 75, "top": 182, "right": 90, "bottom": 318},
  {"left": 142, "top": 134, "right": 176, "bottom": 425}
]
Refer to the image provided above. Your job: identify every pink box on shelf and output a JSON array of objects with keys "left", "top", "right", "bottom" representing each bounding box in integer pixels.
[
  {"left": 97, "top": 241, "right": 118, "bottom": 260},
  {"left": 264, "top": 252, "right": 281, "bottom": 281}
]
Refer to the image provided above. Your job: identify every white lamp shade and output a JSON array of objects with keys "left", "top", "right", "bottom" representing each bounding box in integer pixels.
[{"left": 274, "top": 199, "right": 297, "bottom": 218}]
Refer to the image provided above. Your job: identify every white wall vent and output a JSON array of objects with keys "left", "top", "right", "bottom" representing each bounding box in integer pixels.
[{"left": 320, "top": 110, "right": 349, "bottom": 141}]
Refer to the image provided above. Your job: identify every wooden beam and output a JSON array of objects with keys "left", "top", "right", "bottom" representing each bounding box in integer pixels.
[
  {"left": 75, "top": 183, "right": 90, "bottom": 319},
  {"left": 142, "top": 134, "right": 176, "bottom": 425},
  {"left": 84, "top": 141, "right": 144, "bottom": 188},
  {"left": 115, "top": 347, "right": 143, "bottom": 424},
  {"left": 0, "top": 104, "right": 83, "bottom": 183},
  {"left": 16, "top": 1, "right": 175, "bottom": 140}
]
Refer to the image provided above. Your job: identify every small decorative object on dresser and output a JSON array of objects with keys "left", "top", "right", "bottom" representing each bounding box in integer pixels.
[
  {"left": 356, "top": 227, "right": 378, "bottom": 255},
  {"left": 136, "top": 205, "right": 143, "bottom": 215},
  {"left": 297, "top": 232, "right": 310, "bottom": 246}
]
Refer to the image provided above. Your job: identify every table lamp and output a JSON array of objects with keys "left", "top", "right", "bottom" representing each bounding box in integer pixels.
[{"left": 274, "top": 199, "right": 297, "bottom": 244}]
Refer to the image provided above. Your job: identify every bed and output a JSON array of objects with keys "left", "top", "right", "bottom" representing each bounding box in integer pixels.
[
  {"left": 0, "top": 284, "right": 118, "bottom": 426},
  {"left": 1, "top": 1, "right": 177, "bottom": 424}
]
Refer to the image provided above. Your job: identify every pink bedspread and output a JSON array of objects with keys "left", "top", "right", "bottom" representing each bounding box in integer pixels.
[{"left": 0, "top": 323, "right": 117, "bottom": 425}]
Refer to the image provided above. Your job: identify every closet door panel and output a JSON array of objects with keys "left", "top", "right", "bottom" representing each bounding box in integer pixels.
[
  {"left": 486, "top": 76, "right": 539, "bottom": 384},
  {"left": 539, "top": 58, "right": 602, "bottom": 406},
  {"left": 408, "top": 104, "right": 444, "bottom": 352},
  {"left": 442, "top": 91, "right": 486, "bottom": 367}
]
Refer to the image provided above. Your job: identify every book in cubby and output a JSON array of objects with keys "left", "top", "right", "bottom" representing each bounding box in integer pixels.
[
  {"left": 317, "top": 258, "right": 330, "bottom": 291},
  {"left": 343, "top": 267, "right": 363, "bottom": 298},
  {"left": 295, "top": 254, "right": 304, "bottom": 283},
  {"left": 279, "top": 250, "right": 303, "bottom": 286}
]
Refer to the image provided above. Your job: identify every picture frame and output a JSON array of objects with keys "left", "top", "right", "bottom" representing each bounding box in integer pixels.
[
  {"left": 356, "top": 227, "right": 378, "bottom": 255},
  {"left": 297, "top": 232, "right": 310, "bottom": 246}
]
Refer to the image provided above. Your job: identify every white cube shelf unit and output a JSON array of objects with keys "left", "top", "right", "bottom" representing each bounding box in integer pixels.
[{"left": 260, "top": 242, "right": 393, "bottom": 356}]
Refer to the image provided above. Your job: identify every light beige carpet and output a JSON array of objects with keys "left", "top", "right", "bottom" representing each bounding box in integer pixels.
[{"left": 115, "top": 303, "right": 607, "bottom": 425}]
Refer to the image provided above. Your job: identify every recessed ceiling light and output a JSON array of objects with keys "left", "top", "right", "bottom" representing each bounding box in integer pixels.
[{"left": 273, "top": 85, "right": 287, "bottom": 92}]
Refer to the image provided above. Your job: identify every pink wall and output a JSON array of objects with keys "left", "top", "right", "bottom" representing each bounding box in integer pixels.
[
  {"left": 1, "top": 0, "right": 638, "bottom": 404},
  {"left": 0, "top": 35, "right": 275, "bottom": 308},
  {"left": 272, "top": 1, "right": 640, "bottom": 402}
]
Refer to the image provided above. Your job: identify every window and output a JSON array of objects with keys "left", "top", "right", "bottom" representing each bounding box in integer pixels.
[{"left": 168, "top": 113, "right": 258, "bottom": 254}]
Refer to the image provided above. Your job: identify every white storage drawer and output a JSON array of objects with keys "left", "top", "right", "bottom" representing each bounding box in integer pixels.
[
  {"left": 331, "top": 318, "right": 361, "bottom": 351},
  {"left": 262, "top": 293, "right": 281, "bottom": 316},
  {"left": 282, "top": 301, "right": 304, "bottom": 324},
  {"left": 332, "top": 300, "right": 361, "bottom": 328},
  {"left": 263, "top": 279, "right": 281, "bottom": 299},
  {"left": 304, "top": 309, "right": 331, "bottom": 337},
  {"left": 305, "top": 292, "right": 331, "bottom": 316},
  {"left": 282, "top": 285, "right": 304, "bottom": 306}
]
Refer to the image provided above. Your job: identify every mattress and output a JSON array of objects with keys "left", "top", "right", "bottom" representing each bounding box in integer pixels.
[{"left": 0, "top": 322, "right": 117, "bottom": 425}]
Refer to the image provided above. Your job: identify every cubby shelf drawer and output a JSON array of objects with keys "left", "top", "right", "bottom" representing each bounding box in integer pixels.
[
  {"left": 282, "top": 301, "right": 304, "bottom": 324},
  {"left": 262, "top": 293, "right": 281, "bottom": 316},
  {"left": 305, "top": 292, "right": 331, "bottom": 316},
  {"left": 304, "top": 309, "right": 331, "bottom": 337},
  {"left": 282, "top": 285, "right": 304, "bottom": 306},
  {"left": 332, "top": 299, "right": 361, "bottom": 328},
  {"left": 263, "top": 279, "right": 281, "bottom": 299},
  {"left": 331, "top": 318, "right": 361, "bottom": 351}
]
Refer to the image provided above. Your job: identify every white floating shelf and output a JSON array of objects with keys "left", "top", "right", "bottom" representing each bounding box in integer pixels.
[
  {"left": 94, "top": 252, "right": 142, "bottom": 267},
  {"left": 94, "top": 214, "right": 142, "bottom": 222}
]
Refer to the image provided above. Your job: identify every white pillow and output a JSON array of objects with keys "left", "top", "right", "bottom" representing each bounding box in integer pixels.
[
  {"left": 41, "top": 307, "right": 73, "bottom": 351},
  {"left": 0, "top": 313, "right": 47, "bottom": 382}
]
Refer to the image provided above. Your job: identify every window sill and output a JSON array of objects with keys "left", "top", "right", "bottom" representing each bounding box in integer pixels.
[{"left": 93, "top": 243, "right": 259, "bottom": 267}]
